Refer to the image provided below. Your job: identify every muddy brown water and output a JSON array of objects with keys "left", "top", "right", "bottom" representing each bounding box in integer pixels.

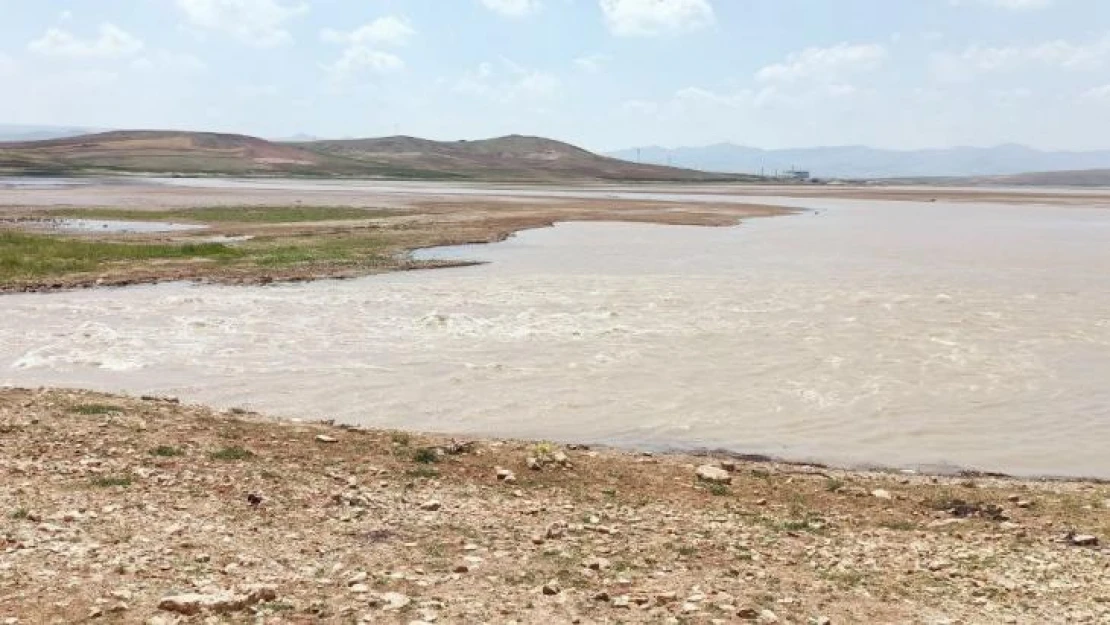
[{"left": 2, "top": 193, "right": 1109, "bottom": 477}]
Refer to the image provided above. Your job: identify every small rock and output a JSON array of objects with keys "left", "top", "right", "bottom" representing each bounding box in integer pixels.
[
  {"left": 542, "top": 581, "right": 561, "bottom": 595},
  {"left": 612, "top": 595, "right": 631, "bottom": 608},
  {"left": 381, "top": 592, "right": 411, "bottom": 611},
  {"left": 496, "top": 468, "right": 516, "bottom": 482},
  {"left": 814, "top": 618, "right": 832, "bottom": 625},
  {"left": 526, "top": 457, "right": 541, "bottom": 470},
  {"left": 756, "top": 498, "right": 768, "bottom": 506},
  {"left": 1016, "top": 500, "right": 1032, "bottom": 508},
  {"left": 695, "top": 465, "right": 732, "bottom": 484},
  {"left": 758, "top": 609, "right": 780, "bottom": 624},
  {"left": 593, "top": 591, "right": 610, "bottom": 602},
  {"left": 720, "top": 460, "right": 738, "bottom": 472},
  {"left": 315, "top": 434, "right": 338, "bottom": 443},
  {"left": 157, "top": 590, "right": 260, "bottom": 616},
  {"left": 454, "top": 564, "right": 470, "bottom": 573},
  {"left": 585, "top": 557, "right": 611, "bottom": 571},
  {"left": 350, "top": 584, "right": 371, "bottom": 594},
  {"left": 552, "top": 451, "right": 571, "bottom": 466},
  {"left": 871, "top": 489, "right": 892, "bottom": 500},
  {"left": 738, "top": 608, "right": 760, "bottom": 620},
  {"left": 682, "top": 602, "right": 699, "bottom": 613},
  {"left": 419, "top": 500, "right": 442, "bottom": 511},
  {"left": 1069, "top": 534, "right": 1100, "bottom": 547}
]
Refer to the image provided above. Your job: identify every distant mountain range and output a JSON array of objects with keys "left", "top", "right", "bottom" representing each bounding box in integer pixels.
[
  {"left": 0, "top": 130, "right": 754, "bottom": 182},
  {"left": 607, "top": 143, "right": 1110, "bottom": 179}
]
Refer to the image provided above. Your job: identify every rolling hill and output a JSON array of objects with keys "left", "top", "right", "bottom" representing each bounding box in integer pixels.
[{"left": 0, "top": 130, "right": 753, "bottom": 182}]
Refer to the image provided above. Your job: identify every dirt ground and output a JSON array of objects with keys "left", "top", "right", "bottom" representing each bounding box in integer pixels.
[{"left": 1, "top": 388, "right": 1107, "bottom": 624}]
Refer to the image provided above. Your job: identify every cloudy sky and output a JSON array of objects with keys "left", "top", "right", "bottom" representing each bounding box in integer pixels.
[{"left": 1, "top": 0, "right": 1108, "bottom": 151}]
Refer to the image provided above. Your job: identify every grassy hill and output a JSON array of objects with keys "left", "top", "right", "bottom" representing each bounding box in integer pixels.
[{"left": 0, "top": 130, "right": 756, "bottom": 182}]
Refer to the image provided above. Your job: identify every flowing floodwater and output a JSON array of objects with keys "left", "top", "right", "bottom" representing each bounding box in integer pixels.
[{"left": 2, "top": 197, "right": 1109, "bottom": 477}]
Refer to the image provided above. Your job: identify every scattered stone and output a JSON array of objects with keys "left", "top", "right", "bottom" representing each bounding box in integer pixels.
[
  {"left": 592, "top": 591, "right": 610, "bottom": 602},
  {"left": 315, "top": 434, "right": 338, "bottom": 443},
  {"left": 758, "top": 609, "right": 780, "bottom": 624},
  {"left": 379, "top": 592, "right": 411, "bottom": 611},
  {"left": 585, "top": 556, "right": 611, "bottom": 571},
  {"left": 871, "top": 489, "right": 892, "bottom": 500},
  {"left": 695, "top": 465, "right": 732, "bottom": 484},
  {"left": 738, "top": 607, "right": 760, "bottom": 620},
  {"left": 814, "top": 618, "right": 832, "bottom": 625},
  {"left": 542, "top": 581, "right": 561, "bottom": 595},
  {"left": 1069, "top": 534, "right": 1099, "bottom": 547},
  {"left": 526, "top": 457, "right": 541, "bottom": 470},
  {"left": 495, "top": 468, "right": 516, "bottom": 482},
  {"left": 157, "top": 588, "right": 271, "bottom": 616},
  {"left": 419, "top": 500, "right": 442, "bottom": 511}
]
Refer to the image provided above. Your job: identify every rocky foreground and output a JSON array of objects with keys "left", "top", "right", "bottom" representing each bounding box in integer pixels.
[{"left": 1, "top": 388, "right": 1107, "bottom": 624}]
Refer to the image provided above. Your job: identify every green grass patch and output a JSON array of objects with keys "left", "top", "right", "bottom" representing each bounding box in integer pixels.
[
  {"left": 70, "top": 403, "right": 122, "bottom": 415},
  {"left": 706, "top": 483, "right": 730, "bottom": 496},
  {"left": 10, "top": 508, "right": 30, "bottom": 520},
  {"left": 91, "top": 476, "right": 132, "bottom": 488},
  {"left": 209, "top": 446, "right": 255, "bottom": 461},
  {"left": 48, "top": 206, "right": 399, "bottom": 224},
  {"left": 0, "top": 231, "right": 242, "bottom": 280},
  {"left": 150, "top": 446, "right": 185, "bottom": 457},
  {"left": 413, "top": 447, "right": 440, "bottom": 464}
]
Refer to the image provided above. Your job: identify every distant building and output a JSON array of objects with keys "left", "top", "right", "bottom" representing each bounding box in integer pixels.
[{"left": 783, "top": 169, "right": 810, "bottom": 181}]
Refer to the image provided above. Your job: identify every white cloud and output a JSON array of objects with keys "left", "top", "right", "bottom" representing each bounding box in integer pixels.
[
  {"left": 324, "top": 46, "right": 405, "bottom": 81},
  {"left": 932, "top": 35, "right": 1110, "bottom": 80},
  {"left": 574, "top": 53, "right": 611, "bottom": 73},
  {"left": 1082, "top": 84, "right": 1110, "bottom": 100},
  {"left": 29, "top": 23, "right": 144, "bottom": 58},
  {"left": 321, "top": 16, "right": 415, "bottom": 47},
  {"left": 455, "top": 59, "right": 561, "bottom": 103},
  {"left": 59, "top": 10, "right": 73, "bottom": 21},
  {"left": 175, "top": 0, "right": 308, "bottom": 47},
  {"left": 479, "top": 0, "right": 542, "bottom": 17},
  {"left": 599, "top": 0, "right": 715, "bottom": 37},
  {"left": 757, "top": 43, "right": 887, "bottom": 83}
]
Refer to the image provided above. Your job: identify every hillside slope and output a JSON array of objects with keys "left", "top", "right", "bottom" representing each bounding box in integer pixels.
[
  {"left": 0, "top": 130, "right": 753, "bottom": 181},
  {"left": 985, "top": 168, "right": 1110, "bottom": 187},
  {"left": 297, "top": 134, "right": 752, "bottom": 182}
]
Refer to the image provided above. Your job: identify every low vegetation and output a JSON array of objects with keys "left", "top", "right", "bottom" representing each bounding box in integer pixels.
[{"left": 0, "top": 231, "right": 242, "bottom": 281}]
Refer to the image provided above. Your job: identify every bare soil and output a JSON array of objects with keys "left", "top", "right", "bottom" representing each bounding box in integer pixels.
[{"left": 1, "top": 388, "right": 1107, "bottom": 624}]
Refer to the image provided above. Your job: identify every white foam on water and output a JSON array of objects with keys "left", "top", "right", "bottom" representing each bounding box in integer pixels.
[{"left": 2, "top": 197, "right": 1109, "bottom": 477}]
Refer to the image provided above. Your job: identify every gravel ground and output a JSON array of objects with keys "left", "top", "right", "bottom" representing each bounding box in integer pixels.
[{"left": 1, "top": 388, "right": 1108, "bottom": 624}]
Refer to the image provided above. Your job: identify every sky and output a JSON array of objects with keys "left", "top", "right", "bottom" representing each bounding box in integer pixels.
[{"left": 1, "top": 0, "right": 1109, "bottom": 151}]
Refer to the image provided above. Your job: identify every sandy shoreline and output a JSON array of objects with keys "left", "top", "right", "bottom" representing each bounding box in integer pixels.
[{"left": 1, "top": 387, "right": 1107, "bottom": 624}]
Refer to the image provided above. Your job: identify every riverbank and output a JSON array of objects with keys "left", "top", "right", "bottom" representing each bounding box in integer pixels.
[
  {"left": 0, "top": 198, "right": 788, "bottom": 293},
  {"left": 1, "top": 388, "right": 1107, "bottom": 624}
]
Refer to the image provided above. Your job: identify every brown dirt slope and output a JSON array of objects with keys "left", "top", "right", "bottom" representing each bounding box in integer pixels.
[{"left": 297, "top": 134, "right": 758, "bottom": 182}]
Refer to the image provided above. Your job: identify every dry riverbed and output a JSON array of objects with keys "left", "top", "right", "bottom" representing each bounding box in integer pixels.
[{"left": 1, "top": 388, "right": 1107, "bottom": 624}]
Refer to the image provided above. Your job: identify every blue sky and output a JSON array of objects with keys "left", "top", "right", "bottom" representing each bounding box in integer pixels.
[{"left": 1, "top": 0, "right": 1108, "bottom": 151}]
